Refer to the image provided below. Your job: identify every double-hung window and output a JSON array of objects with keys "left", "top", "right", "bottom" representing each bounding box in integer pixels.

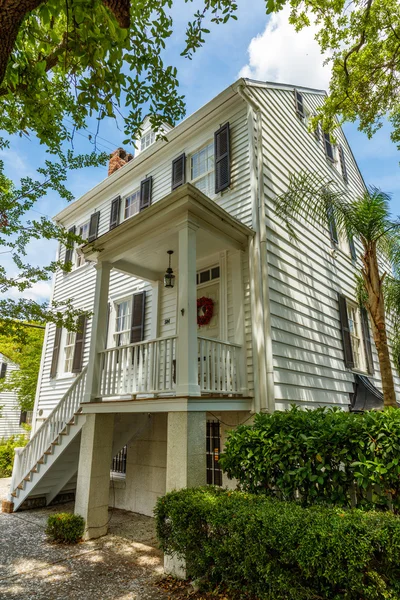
[
  {"left": 75, "top": 222, "right": 89, "bottom": 268},
  {"left": 64, "top": 331, "right": 76, "bottom": 373},
  {"left": 140, "top": 131, "right": 155, "bottom": 152},
  {"left": 114, "top": 299, "right": 131, "bottom": 346},
  {"left": 346, "top": 302, "right": 365, "bottom": 371},
  {"left": 124, "top": 190, "right": 140, "bottom": 220},
  {"left": 191, "top": 142, "right": 215, "bottom": 198}
]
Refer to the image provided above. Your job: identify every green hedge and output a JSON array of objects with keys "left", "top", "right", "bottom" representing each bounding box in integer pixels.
[
  {"left": 46, "top": 513, "right": 85, "bottom": 544},
  {"left": 219, "top": 406, "right": 400, "bottom": 511},
  {"left": 155, "top": 487, "right": 400, "bottom": 600},
  {"left": 0, "top": 435, "right": 28, "bottom": 477}
]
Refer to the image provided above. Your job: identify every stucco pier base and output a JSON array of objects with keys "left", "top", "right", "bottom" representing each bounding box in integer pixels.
[
  {"left": 75, "top": 413, "right": 115, "bottom": 539},
  {"left": 164, "top": 411, "right": 206, "bottom": 576}
]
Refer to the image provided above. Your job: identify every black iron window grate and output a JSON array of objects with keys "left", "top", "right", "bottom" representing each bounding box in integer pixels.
[
  {"left": 111, "top": 445, "right": 127, "bottom": 474},
  {"left": 206, "top": 420, "right": 222, "bottom": 486}
]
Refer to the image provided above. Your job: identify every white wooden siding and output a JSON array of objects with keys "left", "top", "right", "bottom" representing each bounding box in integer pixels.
[
  {"left": 247, "top": 84, "right": 399, "bottom": 408},
  {"left": 35, "top": 98, "right": 254, "bottom": 418},
  {"left": 0, "top": 355, "right": 25, "bottom": 439}
]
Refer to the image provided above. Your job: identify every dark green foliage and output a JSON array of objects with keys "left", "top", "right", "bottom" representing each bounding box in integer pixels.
[
  {"left": 219, "top": 406, "right": 400, "bottom": 512},
  {"left": 0, "top": 435, "right": 28, "bottom": 477},
  {"left": 46, "top": 513, "right": 85, "bottom": 544},
  {"left": 155, "top": 487, "right": 400, "bottom": 600}
]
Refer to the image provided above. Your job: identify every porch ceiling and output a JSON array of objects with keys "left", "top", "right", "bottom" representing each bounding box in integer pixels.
[{"left": 82, "top": 183, "right": 254, "bottom": 281}]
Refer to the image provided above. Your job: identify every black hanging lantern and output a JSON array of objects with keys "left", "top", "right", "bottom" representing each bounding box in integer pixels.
[{"left": 164, "top": 250, "right": 175, "bottom": 288}]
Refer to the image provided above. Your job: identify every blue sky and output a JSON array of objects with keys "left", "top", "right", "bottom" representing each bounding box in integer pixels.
[{"left": 2, "top": 0, "right": 399, "bottom": 303}]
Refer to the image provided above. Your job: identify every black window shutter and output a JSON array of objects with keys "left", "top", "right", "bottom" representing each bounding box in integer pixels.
[
  {"left": 324, "top": 132, "right": 335, "bottom": 162},
  {"left": 64, "top": 226, "right": 76, "bottom": 265},
  {"left": 50, "top": 327, "right": 62, "bottom": 378},
  {"left": 109, "top": 197, "right": 121, "bottom": 230},
  {"left": 140, "top": 176, "right": 153, "bottom": 211},
  {"left": 0, "top": 362, "right": 7, "bottom": 379},
  {"left": 215, "top": 122, "right": 231, "bottom": 193},
  {"left": 294, "top": 90, "right": 305, "bottom": 119},
  {"left": 338, "top": 294, "right": 354, "bottom": 368},
  {"left": 172, "top": 154, "right": 186, "bottom": 190},
  {"left": 360, "top": 307, "right": 374, "bottom": 375},
  {"left": 326, "top": 206, "right": 339, "bottom": 244},
  {"left": 88, "top": 212, "right": 100, "bottom": 242},
  {"left": 130, "top": 291, "right": 146, "bottom": 344},
  {"left": 338, "top": 145, "right": 348, "bottom": 183},
  {"left": 72, "top": 315, "right": 87, "bottom": 373},
  {"left": 19, "top": 411, "right": 27, "bottom": 425},
  {"left": 348, "top": 234, "right": 357, "bottom": 261}
]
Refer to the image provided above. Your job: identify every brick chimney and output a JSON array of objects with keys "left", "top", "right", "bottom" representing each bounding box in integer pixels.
[{"left": 108, "top": 147, "right": 133, "bottom": 176}]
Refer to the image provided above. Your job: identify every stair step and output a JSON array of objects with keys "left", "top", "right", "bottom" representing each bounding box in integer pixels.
[
  {"left": 23, "top": 475, "right": 31, "bottom": 482},
  {"left": 11, "top": 491, "right": 17, "bottom": 498},
  {"left": 17, "top": 483, "right": 24, "bottom": 490},
  {"left": 44, "top": 448, "right": 53, "bottom": 455}
]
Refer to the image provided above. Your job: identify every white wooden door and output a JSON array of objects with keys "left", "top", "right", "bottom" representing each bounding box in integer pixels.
[{"left": 197, "top": 282, "right": 219, "bottom": 339}]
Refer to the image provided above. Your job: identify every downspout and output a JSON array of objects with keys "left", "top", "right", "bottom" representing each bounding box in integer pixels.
[{"left": 236, "top": 83, "right": 275, "bottom": 413}]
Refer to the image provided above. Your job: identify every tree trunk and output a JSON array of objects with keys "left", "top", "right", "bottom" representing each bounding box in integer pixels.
[
  {"left": 0, "top": 0, "right": 44, "bottom": 86},
  {"left": 362, "top": 242, "right": 397, "bottom": 408},
  {"left": 0, "top": 0, "right": 130, "bottom": 87}
]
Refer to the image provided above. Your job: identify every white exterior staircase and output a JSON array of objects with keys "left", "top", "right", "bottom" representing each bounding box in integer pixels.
[{"left": 9, "top": 368, "right": 88, "bottom": 511}]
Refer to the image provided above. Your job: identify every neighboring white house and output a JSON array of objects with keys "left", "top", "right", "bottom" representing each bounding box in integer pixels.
[
  {"left": 5, "top": 79, "right": 397, "bottom": 543},
  {"left": 0, "top": 354, "right": 27, "bottom": 440}
]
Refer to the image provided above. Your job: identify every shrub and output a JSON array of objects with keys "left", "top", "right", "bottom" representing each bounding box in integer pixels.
[
  {"left": 0, "top": 434, "right": 28, "bottom": 477},
  {"left": 219, "top": 406, "right": 400, "bottom": 512},
  {"left": 46, "top": 513, "right": 85, "bottom": 544},
  {"left": 155, "top": 487, "right": 400, "bottom": 600}
]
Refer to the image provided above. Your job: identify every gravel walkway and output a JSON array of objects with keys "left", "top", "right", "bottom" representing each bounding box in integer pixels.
[{"left": 0, "top": 478, "right": 170, "bottom": 600}]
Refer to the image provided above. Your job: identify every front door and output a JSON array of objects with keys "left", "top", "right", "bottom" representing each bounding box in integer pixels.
[{"left": 197, "top": 281, "right": 219, "bottom": 339}]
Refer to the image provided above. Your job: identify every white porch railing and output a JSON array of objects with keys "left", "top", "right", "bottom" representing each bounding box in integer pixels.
[
  {"left": 197, "top": 336, "right": 241, "bottom": 394},
  {"left": 11, "top": 366, "right": 87, "bottom": 493},
  {"left": 99, "top": 336, "right": 177, "bottom": 397}
]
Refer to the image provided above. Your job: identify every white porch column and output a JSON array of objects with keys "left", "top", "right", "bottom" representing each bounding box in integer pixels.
[
  {"left": 75, "top": 413, "right": 115, "bottom": 539},
  {"left": 84, "top": 261, "right": 111, "bottom": 403},
  {"left": 176, "top": 221, "right": 200, "bottom": 396},
  {"left": 165, "top": 411, "right": 206, "bottom": 576}
]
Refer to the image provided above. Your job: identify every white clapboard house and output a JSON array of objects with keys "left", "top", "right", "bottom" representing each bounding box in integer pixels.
[
  {"left": 6, "top": 79, "right": 396, "bottom": 533},
  {"left": 0, "top": 354, "right": 29, "bottom": 440}
]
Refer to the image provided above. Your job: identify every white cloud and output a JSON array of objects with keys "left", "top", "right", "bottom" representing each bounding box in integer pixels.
[
  {"left": 239, "top": 6, "right": 331, "bottom": 91},
  {"left": 8, "top": 281, "right": 53, "bottom": 303}
]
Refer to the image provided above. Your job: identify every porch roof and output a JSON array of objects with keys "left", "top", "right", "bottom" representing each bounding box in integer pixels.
[{"left": 82, "top": 183, "right": 254, "bottom": 281}]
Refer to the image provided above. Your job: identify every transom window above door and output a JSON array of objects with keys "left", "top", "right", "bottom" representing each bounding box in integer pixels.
[
  {"left": 191, "top": 142, "right": 215, "bottom": 198},
  {"left": 197, "top": 265, "right": 220, "bottom": 285},
  {"left": 114, "top": 299, "right": 131, "bottom": 346},
  {"left": 124, "top": 190, "right": 140, "bottom": 220}
]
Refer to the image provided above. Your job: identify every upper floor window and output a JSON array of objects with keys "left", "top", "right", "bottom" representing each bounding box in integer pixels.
[
  {"left": 324, "top": 132, "right": 335, "bottom": 162},
  {"left": 191, "top": 142, "right": 215, "bottom": 198},
  {"left": 124, "top": 190, "right": 140, "bottom": 220},
  {"left": 75, "top": 221, "right": 89, "bottom": 268},
  {"left": 114, "top": 299, "right": 131, "bottom": 346},
  {"left": 64, "top": 330, "right": 76, "bottom": 373},
  {"left": 140, "top": 131, "right": 155, "bottom": 152},
  {"left": 294, "top": 90, "right": 306, "bottom": 120}
]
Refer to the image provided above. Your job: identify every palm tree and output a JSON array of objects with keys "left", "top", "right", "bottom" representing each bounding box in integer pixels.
[{"left": 275, "top": 172, "right": 400, "bottom": 408}]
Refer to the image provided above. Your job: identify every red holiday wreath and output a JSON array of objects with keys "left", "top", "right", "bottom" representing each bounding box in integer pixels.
[{"left": 197, "top": 296, "right": 214, "bottom": 326}]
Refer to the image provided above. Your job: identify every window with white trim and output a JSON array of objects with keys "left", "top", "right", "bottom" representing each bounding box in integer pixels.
[
  {"left": 64, "top": 330, "right": 76, "bottom": 373},
  {"left": 124, "top": 190, "right": 140, "bottom": 220},
  {"left": 190, "top": 142, "right": 215, "bottom": 198},
  {"left": 75, "top": 221, "right": 89, "bottom": 268},
  {"left": 346, "top": 302, "right": 366, "bottom": 371},
  {"left": 140, "top": 131, "right": 155, "bottom": 152},
  {"left": 114, "top": 299, "right": 131, "bottom": 346}
]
